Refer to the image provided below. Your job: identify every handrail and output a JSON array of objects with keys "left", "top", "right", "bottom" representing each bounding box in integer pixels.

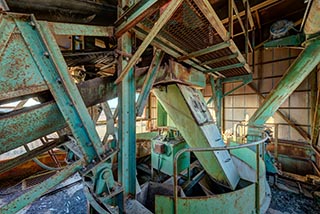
[{"left": 173, "top": 132, "right": 269, "bottom": 214}]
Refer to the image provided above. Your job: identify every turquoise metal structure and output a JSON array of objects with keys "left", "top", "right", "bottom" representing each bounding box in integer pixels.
[{"left": 0, "top": 13, "right": 122, "bottom": 213}]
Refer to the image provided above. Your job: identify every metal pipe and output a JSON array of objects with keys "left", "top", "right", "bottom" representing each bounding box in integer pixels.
[
  {"left": 173, "top": 133, "right": 269, "bottom": 214},
  {"left": 256, "top": 143, "right": 260, "bottom": 214}
]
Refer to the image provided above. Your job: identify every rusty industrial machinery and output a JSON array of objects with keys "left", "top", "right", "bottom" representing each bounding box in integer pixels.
[{"left": 1, "top": 0, "right": 320, "bottom": 213}]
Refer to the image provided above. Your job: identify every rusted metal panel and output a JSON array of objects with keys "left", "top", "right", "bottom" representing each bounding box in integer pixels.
[
  {"left": 0, "top": 77, "right": 116, "bottom": 155},
  {"left": 0, "top": 15, "right": 48, "bottom": 103},
  {"left": 155, "top": 183, "right": 256, "bottom": 214}
]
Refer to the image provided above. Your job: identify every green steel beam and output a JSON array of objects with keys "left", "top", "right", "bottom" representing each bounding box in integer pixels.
[
  {"left": 118, "top": 0, "right": 136, "bottom": 198},
  {"left": 223, "top": 75, "right": 252, "bottom": 97},
  {"left": 200, "top": 53, "right": 238, "bottom": 66},
  {"left": 248, "top": 83, "right": 311, "bottom": 141},
  {"left": 14, "top": 15, "right": 104, "bottom": 162},
  {"left": 207, "top": 75, "right": 252, "bottom": 131},
  {"left": 133, "top": 25, "right": 212, "bottom": 74},
  {"left": 44, "top": 22, "right": 114, "bottom": 36},
  {"left": 115, "top": 0, "right": 167, "bottom": 38},
  {"left": 205, "top": 63, "right": 245, "bottom": 73},
  {"left": 177, "top": 41, "right": 230, "bottom": 62},
  {"left": 249, "top": 37, "right": 320, "bottom": 127},
  {"left": 0, "top": 161, "right": 82, "bottom": 214},
  {"left": 220, "top": 74, "right": 252, "bottom": 84},
  {"left": 115, "top": 0, "right": 184, "bottom": 84},
  {"left": 136, "top": 49, "right": 164, "bottom": 116},
  {"left": 0, "top": 77, "right": 116, "bottom": 155},
  {"left": 263, "top": 34, "right": 305, "bottom": 48}
]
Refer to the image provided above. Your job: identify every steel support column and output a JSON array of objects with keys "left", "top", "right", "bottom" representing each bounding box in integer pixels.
[
  {"left": 117, "top": 0, "right": 136, "bottom": 198},
  {"left": 136, "top": 49, "right": 164, "bottom": 116},
  {"left": 115, "top": 0, "right": 184, "bottom": 84},
  {"left": 248, "top": 38, "right": 320, "bottom": 127}
]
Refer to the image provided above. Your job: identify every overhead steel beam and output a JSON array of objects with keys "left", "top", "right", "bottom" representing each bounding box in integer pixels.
[
  {"left": 115, "top": 0, "right": 184, "bottom": 84},
  {"left": 248, "top": 37, "right": 320, "bottom": 127},
  {"left": 16, "top": 17, "right": 105, "bottom": 162},
  {"left": 193, "top": 0, "right": 229, "bottom": 41},
  {"left": 247, "top": 83, "right": 311, "bottom": 141},
  {"left": 0, "top": 77, "right": 116, "bottom": 155},
  {"left": 200, "top": 53, "right": 238, "bottom": 66},
  {"left": 45, "top": 22, "right": 114, "bottom": 36},
  {"left": 193, "top": 0, "right": 251, "bottom": 74},
  {"left": 177, "top": 41, "right": 231, "bottom": 62},
  {"left": 115, "top": 0, "right": 167, "bottom": 38},
  {"left": 136, "top": 49, "right": 164, "bottom": 116},
  {"left": 205, "top": 63, "right": 245, "bottom": 73},
  {"left": 133, "top": 25, "right": 217, "bottom": 76},
  {"left": 221, "top": 0, "right": 281, "bottom": 25}
]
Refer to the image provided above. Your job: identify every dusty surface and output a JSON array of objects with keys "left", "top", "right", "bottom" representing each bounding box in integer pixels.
[
  {"left": 1, "top": 177, "right": 320, "bottom": 214},
  {"left": 267, "top": 185, "right": 320, "bottom": 214}
]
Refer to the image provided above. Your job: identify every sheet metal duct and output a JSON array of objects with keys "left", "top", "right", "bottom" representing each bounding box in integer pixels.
[{"left": 154, "top": 83, "right": 240, "bottom": 190}]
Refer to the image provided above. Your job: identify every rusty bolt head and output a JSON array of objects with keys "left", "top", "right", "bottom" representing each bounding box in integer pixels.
[
  {"left": 29, "top": 21, "right": 36, "bottom": 28},
  {"left": 56, "top": 78, "right": 62, "bottom": 84},
  {"left": 43, "top": 52, "right": 50, "bottom": 58}
]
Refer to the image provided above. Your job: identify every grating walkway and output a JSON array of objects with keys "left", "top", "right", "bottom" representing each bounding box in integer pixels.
[{"left": 135, "top": 0, "right": 251, "bottom": 78}]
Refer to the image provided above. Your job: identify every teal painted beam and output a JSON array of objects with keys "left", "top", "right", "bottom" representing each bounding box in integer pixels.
[
  {"left": 14, "top": 16, "right": 104, "bottom": 162},
  {"left": 249, "top": 37, "right": 320, "bottom": 127},
  {"left": 178, "top": 41, "right": 230, "bottom": 62},
  {"left": 115, "top": 0, "right": 167, "bottom": 38},
  {"left": 118, "top": 0, "right": 136, "bottom": 197},
  {"left": 45, "top": 22, "right": 114, "bottom": 36},
  {"left": 200, "top": 53, "right": 238, "bottom": 66},
  {"left": 220, "top": 74, "right": 252, "bottom": 84},
  {"left": 0, "top": 161, "right": 82, "bottom": 214},
  {"left": 136, "top": 49, "right": 164, "bottom": 116},
  {"left": 223, "top": 75, "right": 252, "bottom": 97},
  {"left": 0, "top": 102, "right": 64, "bottom": 155},
  {"left": 205, "top": 62, "right": 245, "bottom": 73},
  {"left": 0, "top": 77, "right": 116, "bottom": 155},
  {"left": 263, "top": 34, "right": 305, "bottom": 48},
  {"left": 115, "top": 0, "right": 184, "bottom": 84},
  {"left": 0, "top": 14, "right": 48, "bottom": 103},
  {"left": 133, "top": 25, "right": 210, "bottom": 73}
]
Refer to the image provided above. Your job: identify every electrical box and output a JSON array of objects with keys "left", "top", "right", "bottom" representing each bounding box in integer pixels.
[{"left": 151, "top": 136, "right": 190, "bottom": 176}]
